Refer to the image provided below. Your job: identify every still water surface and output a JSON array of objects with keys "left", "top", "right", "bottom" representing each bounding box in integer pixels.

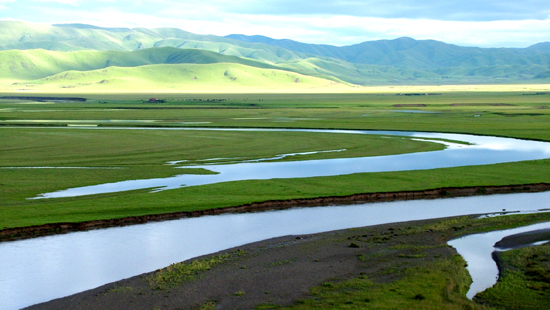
[
  {"left": 2, "top": 192, "right": 550, "bottom": 310},
  {"left": 32, "top": 128, "right": 550, "bottom": 199},
  {"left": 2, "top": 128, "right": 550, "bottom": 309},
  {"left": 449, "top": 221, "right": 550, "bottom": 299}
]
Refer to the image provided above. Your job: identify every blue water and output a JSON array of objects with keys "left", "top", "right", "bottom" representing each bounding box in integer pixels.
[
  {"left": 2, "top": 128, "right": 550, "bottom": 309},
  {"left": 32, "top": 129, "right": 550, "bottom": 199},
  {"left": 449, "top": 221, "right": 550, "bottom": 299},
  {"left": 2, "top": 192, "right": 550, "bottom": 310}
]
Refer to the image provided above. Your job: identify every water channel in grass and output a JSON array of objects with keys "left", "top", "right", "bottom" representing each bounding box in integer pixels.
[
  {"left": 449, "top": 221, "right": 550, "bottom": 299},
  {"left": 2, "top": 128, "right": 550, "bottom": 309},
  {"left": 29, "top": 128, "right": 550, "bottom": 199},
  {"left": 2, "top": 193, "right": 550, "bottom": 309}
]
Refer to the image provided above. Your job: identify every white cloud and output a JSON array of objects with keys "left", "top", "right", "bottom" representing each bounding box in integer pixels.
[
  {"left": 2, "top": 0, "right": 549, "bottom": 47},
  {"left": 168, "top": 0, "right": 550, "bottom": 22},
  {"left": 0, "top": 0, "right": 13, "bottom": 7},
  {"left": 32, "top": 0, "right": 80, "bottom": 5}
]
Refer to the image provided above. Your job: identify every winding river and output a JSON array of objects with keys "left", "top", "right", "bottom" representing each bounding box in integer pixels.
[
  {"left": 449, "top": 221, "right": 550, "bottom": 299},
  {"left": 30, "top": 128, "right": 550, "bottom": 199},
  {"left": 2, "top": 128, "right": 550, "bottom": 310}
]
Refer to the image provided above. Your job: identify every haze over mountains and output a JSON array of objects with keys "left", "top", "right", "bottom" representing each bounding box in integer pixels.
[{"left": 1, "top": 21, "right": 550, "bottom": 90}]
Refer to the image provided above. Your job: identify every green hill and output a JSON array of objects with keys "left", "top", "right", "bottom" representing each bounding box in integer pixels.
[
  {"left": 0, "top": 47, "right": 280, "bottom": 81},
  {"left": 0, "top": 47, "right": 444, "bottom": 86},
  {"left": 227, "top": 35, "right": 550, "bottom": 71},
  {"left": 16, "top": 63, "right": 346, "bottom": 92},
  {"left": 0, "top": 21, "right": 306, "bottom": 64},
  {"left": 2, "top": 21, "right": 550, "bottom": 86}
]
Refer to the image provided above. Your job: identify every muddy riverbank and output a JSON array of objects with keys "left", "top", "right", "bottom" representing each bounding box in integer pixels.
[
  {"left": 495, "top": 229, "right": 550, "bottom": 249},
  {"left": 23, "top": 217, "right": 464, "bottom": 310},
  {"left": 3, "top": 183, "right": 550, "bottom": 242},
  {"left": 26, "top": 213, "right": 550, "bottom": 310}
]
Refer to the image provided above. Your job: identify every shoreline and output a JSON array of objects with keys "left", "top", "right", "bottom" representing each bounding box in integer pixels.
[
  {"left": 494, "top": 228, "right": 550, "bottom": 249},
  {"left": 26, "top": 213, "right": 550, "bottom": 310},
  {"left": 24, "top": 216, "right": 467, "bottom": 310},
  {"left": 2, "top": 182, "right": 550, "bottom": 242}
]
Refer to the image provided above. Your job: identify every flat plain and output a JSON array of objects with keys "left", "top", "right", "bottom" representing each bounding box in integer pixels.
[
  {"left": 2, "top": 86, "right": 550, "bottom": 309},
  {"left": 2, "top": 88, "right": 550, "bottom": 229}
]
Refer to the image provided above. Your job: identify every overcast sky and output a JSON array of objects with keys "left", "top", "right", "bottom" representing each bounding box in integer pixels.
[{"left": 1, "top": 0, "right": 550, "bottom": 47}]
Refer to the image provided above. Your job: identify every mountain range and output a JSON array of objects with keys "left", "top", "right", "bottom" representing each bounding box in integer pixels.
[{"left": 1, "top": 21, "right": 549, "bottom": 90}]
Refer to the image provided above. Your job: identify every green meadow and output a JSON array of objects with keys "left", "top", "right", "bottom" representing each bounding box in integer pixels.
[
  {"left": 1, "top": 88, "right": 550, "bottom": 229},
  {"left": 2, "top": 87, "right": 550, "bottom": 309},
  {"left": 2, "top": 21, "right": 550, "bottom": 310},
  {"left": 476, "top": 242, "right": 550, "bottom": 309}
]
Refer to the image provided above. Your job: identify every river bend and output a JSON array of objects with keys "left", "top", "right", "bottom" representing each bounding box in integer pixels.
[
  {"left": 31, "top": 128, "right": 550, "bottom": 199},
  {"left": 2, "top": 128, "right": 550, "bottom": 309}
]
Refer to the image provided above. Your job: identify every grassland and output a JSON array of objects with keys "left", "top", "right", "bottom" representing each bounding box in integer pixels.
[
  {"left": 1, "top": 88, "right": 550, "bottom": 230},
  {"left": 476, "top": 243, "right": 550, "bottom": 309},
  {"left": 3, "top": 22, "right": 550, "bottom": 85},
  {"left": 6, "top": 63, "right": 347, "bottom": 92},
  {"left": 2, "top": 86, "right": 550, "bottom": 310}
]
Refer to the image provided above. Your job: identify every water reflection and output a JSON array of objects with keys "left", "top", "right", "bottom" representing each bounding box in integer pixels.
[
  {"left": 448, "top": 221, "right": 550, "bottom": 299},
  {"left": 32, "top": 129, "right": 550, "bottom": 199},
  {"left": 2, "top": 192, "right": 550, "bottom": 310}
]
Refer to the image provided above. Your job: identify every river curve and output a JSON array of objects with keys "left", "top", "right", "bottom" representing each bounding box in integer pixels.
[
  {"left": 29, "top": 128, "right": 550, "bottom": 199},
  {"left": 449, "top": 221, "right": 550, "bottom": 299},
  {"left": 2, "top": 128, "right": 550, "bottom": 309}
]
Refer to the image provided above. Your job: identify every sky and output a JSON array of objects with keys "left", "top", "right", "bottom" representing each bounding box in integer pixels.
[{"left": 1, "top": 0, "right": 550, "bottom": 48}]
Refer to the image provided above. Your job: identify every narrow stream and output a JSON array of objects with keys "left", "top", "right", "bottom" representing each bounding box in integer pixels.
[
  {"left": 449, "top": 221, "right": 550, "bottom": 299},
  {"left": 1, "top": 192, "right": 550, "bottom": 310},
  {"left": 2, "top": 128, "right": 550, "bottom": 309},
  {"left": 28, "top": 128, "right": 550, "bottom": 199}
]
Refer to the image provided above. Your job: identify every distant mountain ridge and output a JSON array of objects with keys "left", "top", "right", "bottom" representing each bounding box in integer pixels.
[
  {"left": 52, "top": 23, "right": 132, "bottom": 32},
  {"left": 0, "top": 21, "right": 305, "bottom": 63},
  {"left": 226, "top": 34, "right": 550, "bottom": 70},
  {"left": 0, "top": 47, "right": 279, "bottom": 80},
  {"left": 1, "top": 21, "right": 550, "bottom": 86}
]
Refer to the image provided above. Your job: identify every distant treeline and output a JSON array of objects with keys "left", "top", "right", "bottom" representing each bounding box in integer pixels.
[
  {"left": 522, "top": 92, "right": 550, "bottom": 96},
  {"left": 141, "top": 98, "right": 231, "bottom": 103}
]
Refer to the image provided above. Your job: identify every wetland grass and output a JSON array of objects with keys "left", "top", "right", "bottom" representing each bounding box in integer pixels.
[
  {"left": 2, "top": 87, "right": 550, "bottom": 309},
  {"left": 476, "top": 244, "right": 550, "bottom": 309},
  {"left": 1, "top": 90, "right": 550, "bottom": 229}
]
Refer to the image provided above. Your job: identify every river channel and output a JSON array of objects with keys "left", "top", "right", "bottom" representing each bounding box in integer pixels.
[
  {"left": 449, "top": 221, "right": 550, "bottom": 299},
  {"left": 29, "top": 128, "right": 550, "bottom": 198},
  {"left": 2, "top": 128, "right": 550, "bottom": 309}
]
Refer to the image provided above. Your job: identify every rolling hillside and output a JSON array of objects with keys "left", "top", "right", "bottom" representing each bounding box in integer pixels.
[
  {"left": 227, "top": 34, "right": 550, "bottom": 70},
  {"left": 0, "top": 47, "right": 279, "bottom": 81},
  {"left": 13, "top": 63, "right": 346, "bottom": 92},
  {"left": 0, "top": 47, "right": 445, "bottom": 87},
  {"left": 1, "top": 21, "right": 550, "bottom": 87},
  {"left": 0, "top": 21, "right": 305, "bottom": 63}
]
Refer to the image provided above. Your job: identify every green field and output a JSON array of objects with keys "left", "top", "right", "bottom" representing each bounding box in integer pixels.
[
  {"left": 476, "top": 242, "right": 550, "bottom": 309},
  {"left": 2, "top": 87, "right": 550, "bottom": 309},
  {"left": 7, "top": 62, "right": 347, "bottom": 92},
  {"left": 3, "top": 21, "right": 550, "bottom": 310},
  {"left": 1, "top": 88, "right": 550, "bottom": 229}
]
